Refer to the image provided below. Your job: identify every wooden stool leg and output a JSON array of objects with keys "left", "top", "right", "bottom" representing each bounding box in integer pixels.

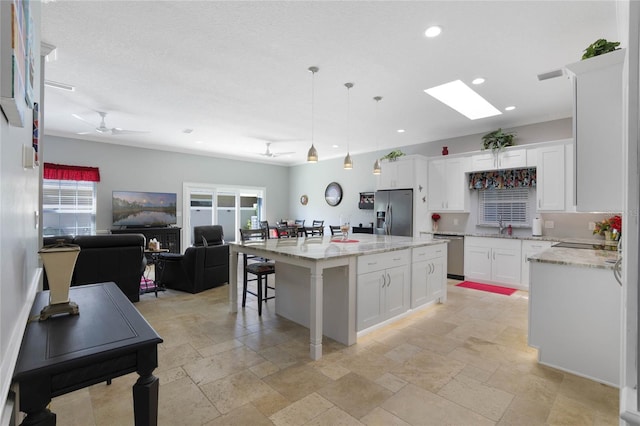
[
  {"left": 257, "top": 274, "right": 263, "bottom": 316},
  {"left": 242, "top": 257, "right": 248, "bottom": 308}
]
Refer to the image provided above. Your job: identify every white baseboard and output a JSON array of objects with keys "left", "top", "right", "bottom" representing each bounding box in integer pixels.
[{"left": 0, "top": 268, "right": 41, "bottom": 426}]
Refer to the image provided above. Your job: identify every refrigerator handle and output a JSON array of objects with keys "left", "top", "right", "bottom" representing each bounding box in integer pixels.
[{"left": 388, "top": 204, "right": 393, "bottom": 235}]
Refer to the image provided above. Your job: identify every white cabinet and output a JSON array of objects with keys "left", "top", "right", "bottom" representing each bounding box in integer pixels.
[
  {"left": 411, "top": 244, "right": 447, "bottom": 308},
  {"left": 377, "top": 156, "right": 415, "bottom": 189},
  {"left": 464, "top": 237, "right": 521, "bottom": 286},
  {"left": 428, "top": 156, "right": 470, "bottom": 211},
  {"left": 470, "top": 148, "right": 527, "bottom": 171},
  {"left": 565, "top": 49, "right": 625, "bottom": 212},
  {"left": 357, "top": 250, "right": 410, "bottom": 331},
  {"left": 536, "top": 144, "right": 565, "bottom": 211},
  {"left": 521, "top": 240, "right": 556, "bottom": 288}
]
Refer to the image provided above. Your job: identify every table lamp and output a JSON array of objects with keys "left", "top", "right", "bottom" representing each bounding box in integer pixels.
[{"left": 38, "top": 241, "right": 81, "bottom": 320}]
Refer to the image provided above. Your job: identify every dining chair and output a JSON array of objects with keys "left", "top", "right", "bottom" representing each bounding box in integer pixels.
[
  {"left": 329, "top": 225, "right": 341, "bottom": 236},
  {"left": 276, "top": 225, "right": 299, "bottom": 239},
  {"left": 239, "top": 228, "right": 275, "bottom": 316},
  {"left": 294, "top": 219, "right": 306, "bottom": 236},
  {"left": 259, "top": 220, "right": 272, "bottom": 239},
  {"left": 306, "top": 220, "right": 324, "bottom": 236}
]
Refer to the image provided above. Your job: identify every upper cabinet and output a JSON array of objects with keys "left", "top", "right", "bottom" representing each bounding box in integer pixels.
[
  {"left": 536, "top": 144, "right": 565, "bottom": 211},
  {"left": 377, "top": 156, "right": 415, "bottom": 190},
  {"left": 428, "top": 156, "right": 470, "bottom": 212},
  {"left": 470, "top": 148, "right": 527, "bottom": 172},
  {"left": 565, "top": 49, "right": 625, "bottom": 212}
]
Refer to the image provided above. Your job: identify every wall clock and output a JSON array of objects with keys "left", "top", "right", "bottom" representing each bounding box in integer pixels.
[
  {"left": 300, "top": 194, "right": 308, "bottom": 205},
  {"left": 324, "top": 182, "right": 343, "bottom": 206}
]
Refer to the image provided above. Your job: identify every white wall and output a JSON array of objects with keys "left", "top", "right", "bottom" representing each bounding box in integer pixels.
[
  {"left": 289, "top": 119, "right": 576, "bottom": 234},
  {"left": 289, "top": 151, "right": 381, "bottom": 229},
  {"left": 43, "top": 136, "right": 291, "bottom": 236},
  {"left": 0, "top": 2, "right": 42, "bottom": 423}
]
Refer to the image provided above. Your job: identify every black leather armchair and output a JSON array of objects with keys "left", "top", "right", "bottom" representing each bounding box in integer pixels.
[
  {"left": 158, "top": 225, "right": 229, "bottom": 294},
  {"left": 43, "top": 234, "right": 146, "bottom": 303}
]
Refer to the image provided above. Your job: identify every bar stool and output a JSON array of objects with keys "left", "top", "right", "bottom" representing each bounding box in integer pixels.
[{"left": 239, "top": 228, "right": 275, "bottom": 316}]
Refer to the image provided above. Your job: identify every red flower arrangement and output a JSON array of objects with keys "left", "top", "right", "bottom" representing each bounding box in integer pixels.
[
  {"left": 593, "top": 215, "right": 622, "bottom": 237},
  {"left": 432, "top": 213, "right": 441, "bottom": 222}
]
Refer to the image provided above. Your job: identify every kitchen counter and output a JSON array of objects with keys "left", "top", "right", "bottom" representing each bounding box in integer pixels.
[
  {"left": 528, "top": 246, "right": 619, "bottom": 270},
  {"left": 421, "top": 230, "right": 560, "bottom": 242},
  {"left": 228, "top": 234, "right": 447, "bottom": 360},
  {"left": 528, "top": 248, "right": 621, "bottom": 386}
]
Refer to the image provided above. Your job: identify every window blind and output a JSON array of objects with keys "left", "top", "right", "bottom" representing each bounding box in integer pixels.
[
  {"left": 42, "top": 179, "right": 96, "bottom": 236},
  {"left": 478, "top": 187, "right": 530, "bottom": 226}
]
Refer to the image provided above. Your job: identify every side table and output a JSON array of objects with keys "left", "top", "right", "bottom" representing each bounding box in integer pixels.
[
  {"left": 12, "top": 282, "right": 163, "bottom": 425},
  {"left": 143, "top": 249, "right": 169, "bottom": 297}
]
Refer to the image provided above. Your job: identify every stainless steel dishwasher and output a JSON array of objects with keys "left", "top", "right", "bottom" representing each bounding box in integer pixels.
[{"left": 433, "top": 234, "right": 464, "bottom": 280}]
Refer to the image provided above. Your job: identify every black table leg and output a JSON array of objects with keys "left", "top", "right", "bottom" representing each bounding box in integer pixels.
[
  {"left": 133, "top": 372, "right": 159, "bottom": 426},
  {"left": 19, "top": 377, "right": 56, "bottom": 426},
  {"left": 20, "top": 409, "right": 56, "bottom": 426}
]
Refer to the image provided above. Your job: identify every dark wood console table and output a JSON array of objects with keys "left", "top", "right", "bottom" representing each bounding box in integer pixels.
[
  {"left": 13, "top": 282, "right": 163, "bottom": 425},
  {"left": 112, "top": 227, "right": 181, "bottom": 254}
]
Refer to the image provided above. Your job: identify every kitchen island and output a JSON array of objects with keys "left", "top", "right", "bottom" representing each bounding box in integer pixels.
[
  {"left": 228, "top": 234, "right": 447, "bottom": 360},
  {"left": 528, "top": 246, "right": 621, "bottom": 386}
]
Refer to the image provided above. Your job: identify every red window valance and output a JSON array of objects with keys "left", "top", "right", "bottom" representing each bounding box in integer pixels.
[{"left": 43, "top": 163, "right": 101, "bottom": 182}]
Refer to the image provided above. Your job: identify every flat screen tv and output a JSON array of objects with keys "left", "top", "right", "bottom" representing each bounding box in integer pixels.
[{"left": 112, "top": 191, "right": 177, "bottom": 227}]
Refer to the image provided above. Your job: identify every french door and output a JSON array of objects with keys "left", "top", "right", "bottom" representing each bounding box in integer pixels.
[{"left": 182, "top": 183, "right": 265, "bottom": 250}]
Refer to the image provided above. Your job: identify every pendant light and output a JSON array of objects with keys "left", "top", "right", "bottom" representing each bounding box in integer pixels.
[
  {"left": 373, "top": 96, "right": 382, "bottom": 175},
  {"left": 343, "top": 82, "right": 354, "bottom": 170},
  {"left": 307, "top": 66, "right": 319, "bottom": 163}
]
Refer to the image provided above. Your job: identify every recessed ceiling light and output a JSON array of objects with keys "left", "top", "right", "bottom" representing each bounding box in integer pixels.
[
  {"left": 183, "top": 128, "right": 193, "bottom": 134},
  {"left": 332, "top": 144, "right": 339, "bottom": 149},
  {"left": 505, "top": 106, "right": 516, "bottom": 111},
  {"left": 472, "top": 78, "right": 485, "bottom": 85},
  {"left": 425, "top": 26, "right": 442, "bottom": 38},
  {"left": 195, "top": 140, "right": 203, "bottom": 144},
  {"left": 397, "top": 129, "right": 405, "bottom": 133},
  {"left": 424, "top": 80, "right": 502, "bottom": 120}
]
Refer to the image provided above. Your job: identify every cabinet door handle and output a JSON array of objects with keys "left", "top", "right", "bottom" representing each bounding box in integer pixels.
[
  {"left": 487, "top": 251, "right": 490, "bottom": 260},
  {"left": 386, "top": 273, "right": 391, "bottom": 287},
  {"left": 493, "top": 251, "right": 496, "bottom": 261},
  {"left": 381, "top": 274, "right": 386, "bottom": 288},
  {"left": 368, "top": 262, "right": 377, "bottom": 266},
  {"left": 538, "top": 199, "right": 541, "bottom": 208}
]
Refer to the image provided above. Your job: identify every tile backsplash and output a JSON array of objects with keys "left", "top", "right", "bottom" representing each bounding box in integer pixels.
[{"left": 432, "top": 211, "right": 620, "bottom": 241}]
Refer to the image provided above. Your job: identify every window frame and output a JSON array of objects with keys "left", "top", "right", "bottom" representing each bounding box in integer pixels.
[{"left": 42, "top": 178, "right": 97, "bottom": 237}]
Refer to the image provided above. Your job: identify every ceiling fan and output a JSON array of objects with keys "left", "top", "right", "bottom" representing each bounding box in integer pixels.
[
  {"left": 72, "top": 111, "right": 150, "bottom": 135},
  {"left": 259, "top": 142, "right": 295, "bottom": 158}
]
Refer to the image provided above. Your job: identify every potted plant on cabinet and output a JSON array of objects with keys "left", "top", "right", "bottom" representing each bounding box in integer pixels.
[
  {"left": 582, "top": 39, "right": 621, "bottom": 60},
  {"left": 481, "top": 128, "right": 515, "bottom": 153}
]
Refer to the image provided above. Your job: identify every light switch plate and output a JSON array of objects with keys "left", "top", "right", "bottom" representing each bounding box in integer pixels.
[
  {"left": 544, "top": 220, "right": 555, "bottom": 229},
  {"left": 588, "top": 221, "right": 596, "bottom": 231}
]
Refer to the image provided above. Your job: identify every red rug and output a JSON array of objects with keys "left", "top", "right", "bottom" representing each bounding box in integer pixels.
[{"left": 456, "top": 281, "right": 517, "bottom": 296}]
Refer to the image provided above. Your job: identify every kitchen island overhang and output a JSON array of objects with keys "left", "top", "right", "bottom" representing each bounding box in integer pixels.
[{"left": 228, "top": 234, "right": 448, "bottom": 360}]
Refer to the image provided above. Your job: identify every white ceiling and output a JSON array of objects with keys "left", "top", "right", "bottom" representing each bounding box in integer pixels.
[{"left": 40, "top": 1, "right": 621, "bottom": 166}]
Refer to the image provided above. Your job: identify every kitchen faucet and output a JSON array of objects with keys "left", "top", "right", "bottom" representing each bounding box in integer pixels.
[{"left": 498, "top": 216, "right": 506, "bottom": 234}]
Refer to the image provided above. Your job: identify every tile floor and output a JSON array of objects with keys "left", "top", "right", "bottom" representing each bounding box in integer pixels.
[{"left": 50, "top": 279, "right": 619, "bottom": 425}]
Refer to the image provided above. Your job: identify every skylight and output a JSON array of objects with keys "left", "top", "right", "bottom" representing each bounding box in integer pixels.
[{"left": 424, "top": 80, "right": 502, "bottom": 120}]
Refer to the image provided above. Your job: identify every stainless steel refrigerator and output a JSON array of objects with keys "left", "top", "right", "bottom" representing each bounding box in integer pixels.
[{"left": 374, "top": 189, "right": 413, "bottom": 236}]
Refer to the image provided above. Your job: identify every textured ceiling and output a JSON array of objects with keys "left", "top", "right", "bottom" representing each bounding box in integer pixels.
[{"left": 41, "top": 1, "right": 621, "bottom": 165}]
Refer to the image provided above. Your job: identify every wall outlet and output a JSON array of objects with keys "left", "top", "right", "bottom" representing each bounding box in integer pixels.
[
  {"left": 544, "top": 220, "right": 555, "bottom": 229},
  {"left": 588, "top": 221, "right": 596, "bottom": 231},
  {"left": 453, "top": 218, "right": 459, "bottom": 226}
]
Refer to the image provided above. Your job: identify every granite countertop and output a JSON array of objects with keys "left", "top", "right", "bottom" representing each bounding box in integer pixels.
[
  {"left": 229, "top": 234, "right": 446, "bottom": 261},
  {"left": 528, "top": 246, "right": 619, "bottom": 270},
  {"left": 420, "top": 230, "right": 560, "bottom": 242}
]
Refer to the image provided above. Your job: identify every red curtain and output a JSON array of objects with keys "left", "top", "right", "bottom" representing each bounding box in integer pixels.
[{"left": 43, "top": 163, "right": 101, "bottom": 182}]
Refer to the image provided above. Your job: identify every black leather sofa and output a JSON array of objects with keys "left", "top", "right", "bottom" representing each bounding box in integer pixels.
[
  {"left": 157, "top": 225, "right": 229, "bottom": 294},
  {"left": 42, "top": 234, "right": 146, "bottom": 303}
]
